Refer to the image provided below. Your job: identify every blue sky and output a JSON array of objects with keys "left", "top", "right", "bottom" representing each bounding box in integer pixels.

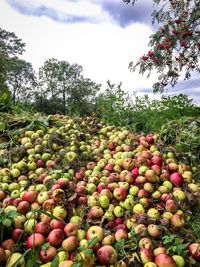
[{"left": 1, "top": 0, "right": 199, "bottom": 104}]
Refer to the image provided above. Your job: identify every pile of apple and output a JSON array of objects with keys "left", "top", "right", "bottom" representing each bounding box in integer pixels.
[{"left": 0, "top": 115, "right": 199, "bottom": 267}]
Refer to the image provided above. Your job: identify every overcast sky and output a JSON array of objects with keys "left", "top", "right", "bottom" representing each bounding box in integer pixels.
[{"left": 0, "top": 0, "right": 199, "bottom": 104}]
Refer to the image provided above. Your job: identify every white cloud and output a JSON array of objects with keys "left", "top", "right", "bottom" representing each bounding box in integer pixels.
[{"left": 1, "top": 0, "right": 157, "bottom": 93}]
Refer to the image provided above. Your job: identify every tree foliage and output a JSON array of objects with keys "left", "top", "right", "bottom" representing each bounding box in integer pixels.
[
  {"left": 6, "top": 58, "right": 36, "bottom": 103},
  {"left": 37, "top": 58, "right": 101, "bottom": 115},
  {"left": 123, "top": 0, "right": 200, "bottom": 92}
]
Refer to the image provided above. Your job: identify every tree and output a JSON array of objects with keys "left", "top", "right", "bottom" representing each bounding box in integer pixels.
[
  {"left": 6, "top": 58, "right": 36, "bottom": 103},
  {"left": 38, "top": 58, "right": 101, "bottom": 115},
  {"left": 67, "top": 77, "right": 101, "bottom": 115},
  {"left": 123, "top": 0, "right": 200, "bottom": 93},
  {"left": 0, "top": 28, "right": 25, "bottom": 92}
]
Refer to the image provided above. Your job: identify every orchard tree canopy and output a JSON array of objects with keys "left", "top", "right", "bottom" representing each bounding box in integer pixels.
[
  {"left": 38, "top": 58, "right": 101, "bottom": 115},
  {"left": 123, "top": 0, "right": 200, "bottom": 93}
]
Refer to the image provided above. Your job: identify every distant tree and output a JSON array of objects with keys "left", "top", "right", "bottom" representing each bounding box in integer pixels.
[
  {"left": 123, "top": 0, "right": 200, "bottom": 93},
  {"left": 67, "top": 77, "right": 101, "bottom": 115},
  {"left": 6, "top": 58, "right": 36, "bottom": 103},
  {"left": 38, "top": 58, "right": 101, "bottom": 114},
  {"left": 0, "top": 28, "right": 25, "bottom": 93}
]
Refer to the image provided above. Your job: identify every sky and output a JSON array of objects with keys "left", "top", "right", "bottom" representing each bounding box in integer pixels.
[{"left": 0, "top": 0, "right": 199, "bottom": 104}]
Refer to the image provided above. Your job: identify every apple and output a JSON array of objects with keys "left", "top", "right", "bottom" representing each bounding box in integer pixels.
[
  {"left": 153, "top": 247, "right": 166, "bottom": 256},
  {"left": 115, "top": 229, "right": 127, "bottom": 241},
  {"left": 86, "top": 226, "right": 104, "bottom": 243},
  {"left": 35, "top": 222, "right": 51, "bottom": 235},
  {"left": 97, "top": 245, "right": 117, "bottom": 265},
  {"left": 172, "top": 255, "right": 185, "bottom": 267},
  {"left": 147, "top": 224, "right": 162, "bottom": 238},
  {"left": 90, "top": 206, "right": 104, "bottom": 218},
  {"left": 52, "top": 206, "right": 67, "bottom": 219},
  {"left": 58, "top": 260, "right": 73, "bottom": 267},
  {"left": 6, "top": 252, "right": 25, "bottom": 267},
  {"left": 0, "top": 247, "right": 6, "bottom": 263},
  {"left": 139, "top": 238, "right": 153, "bottom": 251},
  {"left": 155, "top": 253, "right": 176, "bottom": 267},
  {"left": 50, "top": 219, "right": 65, "bottom": 230},
  {"left": 134, "top": 224, "right": 147, "bottom": 237},
  {"left": 188, "top": 243, "right": 200, "bottom": 260},
  {"left": 24, "top": 219, "right": 37, "bottom": 234},
  {"left": 140, "top": 248, "right": 153, "bottom": 264},
  {"left": 12, "top": 228, "right": 24, "bottom": 242},
  {"left": 2, "top": 239, "right": 15, "bottom": 250},
  {"left": 16, "top": 201, "right": 30, "bottom": 214},
  {"left": 144, "top": 263, "right": 157, "bottom": 267},
  {"left": 165, "top": 200, "right": 177, "bottom": 213},
  {"left": 133, "top": 203, "right": 145, "bottom": 215},
  {"left": 170, "top": 213, "right": 185, "bottom": 228},
  {"left": 114, "top": 206, "right": 124, "bottom": 217},
  {"left": 22, "top": 191, "right": 37, "bottom": 203},
  {"left": 102, "top": 235, "right": 115, "bottom": 246},
  {"left": 99, "top": 195, "right": 110, "bottom": 209},
  {"left": 26, "top": 233, "right": 45, "bottom": 249},
  {"left": 40, "top": 245, "right": 57, "bottom": 263},
  {"left": 64, "top": 223, "right": 78, "bottom": 237},
  {"left": 170, "top": 172, "right": 184, "bottom": 187},
  {"left": 147, "top": 208, "right": 160, "bottom": 221},
  {"left": 62, "top": 236, "right": 79, "bottom": 252},
  {"left": 48, "top": 229, "right": 65, "bottom": 247}
]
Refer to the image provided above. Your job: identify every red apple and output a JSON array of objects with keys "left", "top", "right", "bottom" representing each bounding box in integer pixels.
[
  {"left": 170, "top": 172, "right": 184, "bottom": 187},
  {"left": 35, "top": 222, "right": 51, "bottom": 235},
  {"left": 155, "top": 253, "right": 176, "bottom": 267},
  {"left": 26, "top": 233, "right": 45, "bottom": 249},
  {"left": 22, "top": 191, "right": 37, "bottom": 203},
  {"left": 48, "top": 229, "right": 64, "bottom": 247},
  {"left": 97, "top": 245, "right": 117, "bottom": 265},
  {"left": 64, "top": 223, "right": 78, "bottom": 237},
  {"left": 12, "top": 229, "right": 24, "bottom": 242},
  {"left": 39, "top": 245, "right": 57, "bottom": 263},
  {"left": 17, "top": 201, "right": 30, "bottom": 214},
  {"left": 50, "top": 219, "right": 65, "bottom": 230},
  {"left": 188, "top": 243, "right": 200, "bottom": 260}
]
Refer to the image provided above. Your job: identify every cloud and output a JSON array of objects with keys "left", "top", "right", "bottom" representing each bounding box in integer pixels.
[
  {"left": 97, "top": 0, "right": 154, "bottom": 28},
  {"left": 6, "top": 0, "right": 99, "bottom": 24},
  {"left": 136, "top": 76, "right": 200, "bottom": 105}
]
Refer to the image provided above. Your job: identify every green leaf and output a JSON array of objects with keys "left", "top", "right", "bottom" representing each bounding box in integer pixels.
[
  {"left": 3, "top": 218, "right": 12, "bottom": 227},
  {"left": 84, "top": 249, "right": 93, "bottom": 256},
  {"left": 39, "top": 210, "right": 63, "bottom": 221},
  {"left": 87, "top": 237, "right": 98, "bottom": 247},
  {"left": 26, "top": 259, "right": 35, "bottom": 267},
  {"left": 7, "top": 210, "right": 19, "bottom": 218},
  {"left": 0, "top": 122, "right": 6, "bottom": 131},
  {"left": 51, "top": 255, "right": 59, "bottom": 267},
  {"left": 71, "top": 263, "right": 82, "bottom": 267},
  {"left": 41, "top": 243, "right": 50, "bottom": 253},
  {"left": 114, "top": 238, "right": 125, "bottom": 252}
]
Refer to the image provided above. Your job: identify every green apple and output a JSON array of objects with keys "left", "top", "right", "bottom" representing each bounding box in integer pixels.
[
  {"left": 10, "top": 169, "right": 20, "bottom": 178},
  {"left": 70, "top": 216, "right": 81, "bottom": 224},
  {"left": 86, "top": 183, "right": 96, "bottom": 194},
  {"left": 37, "top": 191, "right": 49, "bottom": 204},
  {"left": 114, "top": 206, "right": 124, "bottom": 217},
  {"left": 11, "top": 190, "right": 21, "bottom": 199},
  {"left": 133, "top": 203, "right": 145, "bottom": 214},
  {"left": 53, "top": 206, "right": 67, "bottom": 219},
  {"left": 147, "top": 208, "right": 160, "bottom": 220},
  {"left": 99, "top": 195, "right": 110, "bottom": 209},
  {"left": 129, "top": 186, "right": 139, "bottom": 196},
  {"left": 24, "top": 219, "right": 37, "bottom": 234},
  {"left": 172, "top": 255, "right": 185, "bottom": 267},
  {"left": 124, "top": 198, "right": 135, "bottom": 210},
  {"left": 77, "top": 229, "right": 86, "bottom": 241},
  {"left": 6, "top": 252, "right": 25, "bottom": 267}
]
